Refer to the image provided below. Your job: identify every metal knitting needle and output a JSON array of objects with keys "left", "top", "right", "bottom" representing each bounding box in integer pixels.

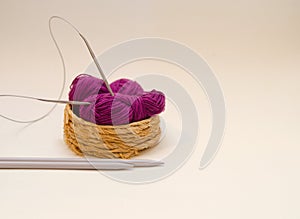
[
  {"left": 0, "top": 157, "right": 164, "bottom": 167},
  {"left": 0, "top": 94, "right": 90, "bottom": 105},
  {"left": 0, "top": 161, "right": 133, "bottom": 170},
  {"left": 78, "top": 33, "right": 114, "bottom": 96},
  {"left": 50, "top": 16, "right": 114, "bottom": 96}
]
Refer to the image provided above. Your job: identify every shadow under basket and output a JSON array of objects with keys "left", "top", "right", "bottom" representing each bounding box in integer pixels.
[{"left": 63, "top": 104, "right": 161, "bottom": 159}]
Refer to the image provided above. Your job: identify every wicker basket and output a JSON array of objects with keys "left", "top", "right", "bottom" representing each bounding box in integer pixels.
[{"left": 63, "top": 104, "right": 161, "bottom": 159}]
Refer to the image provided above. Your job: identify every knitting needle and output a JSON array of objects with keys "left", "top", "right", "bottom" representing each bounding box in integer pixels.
[
  {"left": 0, "top": 157, "right": 164, "bottom": 167},
  {"left": 0, "top": 94, "right": 90, "bottom": 105},
  {"left": 78, "top": 33, "right": 114, "bottom": 96},
  {"left": 0, "top": 161, "right": 133, "bottom": 170},
  {"left": 49, "top": 16, "right": 114, "bottom": 96}
]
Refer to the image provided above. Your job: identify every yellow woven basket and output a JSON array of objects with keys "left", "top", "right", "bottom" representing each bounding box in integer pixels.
[{"left": 63, "top": 104, "right": 161, "bottom": 159}]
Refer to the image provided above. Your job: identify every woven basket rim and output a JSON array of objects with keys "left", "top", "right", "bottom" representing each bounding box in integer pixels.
[{"left": 66, "top": 104, "right": 159, "bottom": 128}]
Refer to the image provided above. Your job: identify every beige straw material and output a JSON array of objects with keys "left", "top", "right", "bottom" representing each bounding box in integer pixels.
[{"left": 63, "top": 104, "right": 161, "bottom": 159}]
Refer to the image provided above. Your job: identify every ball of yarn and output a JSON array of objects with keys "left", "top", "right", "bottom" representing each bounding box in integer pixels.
[
  {"left": 69, "top": 74, "right": 108, "bottom": 115},
  {"left": 69, "top": 74, "right": 165, "bottom": 125}
]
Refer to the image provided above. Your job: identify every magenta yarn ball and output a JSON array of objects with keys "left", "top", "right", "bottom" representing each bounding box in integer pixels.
[{"left": 68, "top": 74, "right": 165, "bottom": 125}]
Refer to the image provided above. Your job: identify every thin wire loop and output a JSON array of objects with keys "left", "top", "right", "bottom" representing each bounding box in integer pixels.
[
  {"left": 0, "top": 16, "right": 107, "bottom": 123},
  {"left": 50, "top": 16, "right": 114, "bottom": 96},
  {"left": 0, "top": 17, "right": 69, "bottom": 123}
]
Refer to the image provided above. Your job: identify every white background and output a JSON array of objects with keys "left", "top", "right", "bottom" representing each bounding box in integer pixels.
[{"left": 0, "top": 0, "right": 299, "bottom": 218}]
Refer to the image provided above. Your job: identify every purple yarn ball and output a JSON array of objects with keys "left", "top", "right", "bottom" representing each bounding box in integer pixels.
[
  {"left": 69, "top": 74, "right": 108, "bottom": 115},
  {"left": 69, "top": 74, "right": 165, "bottom": 125}
]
